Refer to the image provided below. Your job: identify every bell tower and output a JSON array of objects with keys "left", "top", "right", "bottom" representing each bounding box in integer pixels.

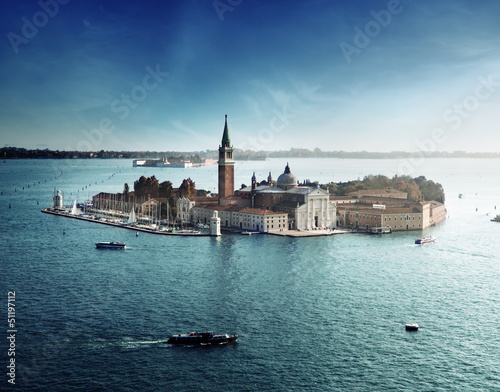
[{"left": 218, "top": 115, "right": 234, "bottom": 203}]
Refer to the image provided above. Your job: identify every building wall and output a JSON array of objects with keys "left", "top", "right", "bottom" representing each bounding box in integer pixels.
[
  {"left": 178, "top": 198, "right": 195, "bottom": 225},
  {"left": 191, "top": 206, "right": 288, "bottom": 232},
  {"left": 421, "top": 203, "right": 431, "bottom": 229},
  {"left": 348, "top": 190, "right": 408, "bottom": 199},
  {"left": 381, "top": 212, "right": 423, "bottom": 231},
  {"left": 192, "top": 207, "right": 217, "bottom": 226},
  {"left": 349, "top": 211, "right": 383, "bottom": 228},
  {"left": 232, "top": 212, "right": 288, "bottom": 232},
  {"left": 218, "top": 164, "right": 234, "bottom": 199},
  {"left": 255, "top": 192, "right": 305, "bottom": 209},
  {"left": 429, "top": 203, "right": 446, "bottom": 226}
]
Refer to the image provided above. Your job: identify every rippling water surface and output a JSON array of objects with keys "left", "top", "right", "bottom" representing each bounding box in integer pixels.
[{"left": 1, "top": 158, "right": 500, "bottom": 391}]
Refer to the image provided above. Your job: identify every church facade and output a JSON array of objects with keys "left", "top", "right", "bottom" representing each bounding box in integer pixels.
[
  {"left": 180, "top": 115, "right": 337, "bottom": 232},
  {"left": 239, "top": 164, "right": 336, "bottom": 230}
]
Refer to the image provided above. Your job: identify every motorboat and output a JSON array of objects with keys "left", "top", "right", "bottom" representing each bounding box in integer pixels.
[
  {"left": 95, "top": 242, "right": 126, "bottom": 249},
  {"left": 167, "top": 331, "right": 238, "bottom": 345},
  {"left": 415, "top": 236, "right": 435, "bottom": 245}
]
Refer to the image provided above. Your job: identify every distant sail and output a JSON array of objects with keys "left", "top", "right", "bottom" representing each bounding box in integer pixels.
[
  {"left": 71, "top": 199, "right": 78, "bottom": 215},
  {"left": 128, "top": 208, "right": 136, "bottom": 224}
]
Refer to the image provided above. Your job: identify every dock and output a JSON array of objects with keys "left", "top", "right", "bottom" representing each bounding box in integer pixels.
[
  {"left": 41, "top": 208, "right": 211, "bottom": 237},
  {"left": 269, "top": 228, "right": 351, "bottom": 237}
]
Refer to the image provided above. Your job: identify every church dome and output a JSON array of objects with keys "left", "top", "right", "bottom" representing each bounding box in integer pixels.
[{"left": 277, "top": 163, "right": 298, "bottom": 190}]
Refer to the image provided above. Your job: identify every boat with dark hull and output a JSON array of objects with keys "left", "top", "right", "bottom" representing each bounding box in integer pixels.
[
  {"left": 415, "top": 236, "right": 435, "bottom": 245},
  {"left": 167, "top": 332, "right": 238, "bottom": 345},
  {"left": 95, "top": 242, "right": 126, "bottom": 249}
]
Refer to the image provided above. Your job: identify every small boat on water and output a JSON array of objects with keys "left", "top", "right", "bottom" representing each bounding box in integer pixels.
[
  {"left": 405, "top": 323, "right": 419, "bottom": 331},
  {"left": 241, "top": 231, "right": 259, "bottom": 235},
  {"left": 167, "top": 331, "right": 238, "bottom": 345},
  {"left": 369, "top": 226, "right": 392, "bottom": 234},
  {"left": 95, "top": 242, "right": 126, "bottom": 249},
  {"left": 415, "top": 236, "right": 435, "bottom": 245}
]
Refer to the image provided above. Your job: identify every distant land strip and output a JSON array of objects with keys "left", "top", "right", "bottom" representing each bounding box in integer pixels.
[{"left": 2, "top": 147, "right": 500, "bottom": 160}]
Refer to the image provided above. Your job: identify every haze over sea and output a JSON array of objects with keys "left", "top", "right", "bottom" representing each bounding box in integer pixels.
[{"left": 2, "top": 158, "right": 500, "bottom": 392}]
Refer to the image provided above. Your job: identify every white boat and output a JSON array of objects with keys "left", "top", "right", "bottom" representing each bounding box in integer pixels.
[
  {"left": 70, "top": 199, "right": 78, "bottom": 215},
  {"left": 128, "top": 208, "right": 137, "bottom": 225},
  {"left": 415, "top": 236, "right": 435, "bottom": 245},
  {"left": 95, "top": 242, "right": 126, "bottom": 249}
]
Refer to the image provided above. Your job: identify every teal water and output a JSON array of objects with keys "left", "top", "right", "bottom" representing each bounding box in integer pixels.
[{"left": 1, "top": 158, "right": 500, "bottom": 391}]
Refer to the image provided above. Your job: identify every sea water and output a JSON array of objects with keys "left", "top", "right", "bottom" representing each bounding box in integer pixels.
[{"left": 1, "top": 158, "right": 500, "bottom": 391}]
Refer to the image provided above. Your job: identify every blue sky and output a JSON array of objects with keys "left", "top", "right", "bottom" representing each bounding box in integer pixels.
[{"left": 1, "top": 0, "right": 500, "bottom": 152}]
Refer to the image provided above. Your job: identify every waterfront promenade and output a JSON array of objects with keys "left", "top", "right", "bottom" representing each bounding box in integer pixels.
[
  {"left": 41, "top": 208, "right": 350, "bottom": 238},
  {"left": 269, "top": 228, "right": 351, "bottom": 237},
  {"left": 41, "top": 208, "right": 211, "bottom": 236}
]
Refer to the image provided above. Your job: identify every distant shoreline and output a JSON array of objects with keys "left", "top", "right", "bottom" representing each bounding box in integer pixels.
[{"left": 2, "top": 147, "right": 500, "bottom": 160}]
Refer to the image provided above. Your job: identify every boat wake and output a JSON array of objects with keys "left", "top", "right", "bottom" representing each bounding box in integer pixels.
[{"left": 88, "top": 337, "right": 172, "bottom": 350}]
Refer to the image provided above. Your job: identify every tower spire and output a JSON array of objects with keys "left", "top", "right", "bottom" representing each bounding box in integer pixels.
[{"left": 222, "top": 114, "right": 230, "bottom": 146}]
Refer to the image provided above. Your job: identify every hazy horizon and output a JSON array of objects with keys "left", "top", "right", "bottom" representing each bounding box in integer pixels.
[{"left": 2, "top": 1, "right": 500, "bottom": 153}]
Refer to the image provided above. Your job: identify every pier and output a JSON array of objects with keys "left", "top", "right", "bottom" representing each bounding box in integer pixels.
[
  {"left": 268, "top": 228, "right": 351, "bottom": 237},
  {"left": 41, "top": 208, "right": 211, "bottom": 237}
]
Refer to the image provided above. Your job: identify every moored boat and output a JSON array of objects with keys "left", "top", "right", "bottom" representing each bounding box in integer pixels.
[
  {"left": 369, "top": 226, "right": 392, "bottom": 234},
  {"left": 167, "top": 331, "right": 238, "bottom": 345},
  {"left": 95, "top": 241, "right": 126, "bottom": 249},
  {"left": 241, "top": 231, "right": 259, "bottom": 235},
  {"left": 415, "top": 236, "right": 435, "bottom": 245}
]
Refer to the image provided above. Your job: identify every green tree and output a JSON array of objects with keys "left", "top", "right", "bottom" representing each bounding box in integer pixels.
[
  {"left": 196, "top": 189, "right": 208, "bottom": 197},
  {"left": 390, "top": 175, "right": 422, "bottom": 201},
  {"left": 134, "top": 176, "right": 159, "bottom": 198},
  {"left": 191, "top": 154, "right": 202, "bottom": 164},
  {"left": 134, "top": 176, "right": 148, "bottom": 197},
  {"left": 363, "top": 174, "right": 391, "bottom": 189},
  {"left": 159, "top": 181, "right": 173, "bottom": 199},
  {"left": 146, "top": 176, "right": 159, "bottom": 198}
]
